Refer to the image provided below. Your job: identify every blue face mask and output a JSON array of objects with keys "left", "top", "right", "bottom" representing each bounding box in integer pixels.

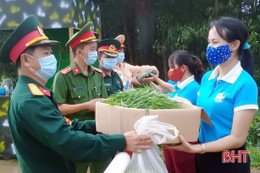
[
  {"left": 30, "top": 54, "right": 57, "bottom": 81},
  {"left": 102, "top": 58, "right": 117, "bottom": 70},
  {"left": 206, "top": 44, "right": 232, "bottom": 65},
  {"left": 117, "top": 52, "right": 125, "bottom": 63},
  {"left": 81, "top": 50, "right": 98, "bottom": 65}
]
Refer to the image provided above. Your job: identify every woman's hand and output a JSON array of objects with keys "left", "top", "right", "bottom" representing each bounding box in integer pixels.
[
  {"left": 164, "top": 135, "right": 203, "bottom": 153},
  {"left": 142, "top": 74, "right": 158, "bottom": 84}
]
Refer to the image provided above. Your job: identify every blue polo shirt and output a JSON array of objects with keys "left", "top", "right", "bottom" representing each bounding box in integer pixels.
[
  {"left": 197, "top": 62, "right": 258, "bottom": 143},
  {"left": 169, "top": 76, "right": 200, "bottom": 105}
]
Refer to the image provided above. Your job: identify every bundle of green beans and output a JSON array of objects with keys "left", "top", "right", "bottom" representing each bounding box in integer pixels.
[{"left": 106, "top": 86, "right": 182, "bottom": 109}]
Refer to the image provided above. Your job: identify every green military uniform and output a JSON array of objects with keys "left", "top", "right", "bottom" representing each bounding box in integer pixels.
[
  {"left": 97, "top": 39, "right": 124, "bottom": 96},
  {"left": 103, "top": 69, "right": 124, "bottom": 96},
  {"left": 53, "top": 22, "right": 111, "bottom": 173},
  {"left": 0, "top": 15, "right": 126, "bottom": 173},
  {"left": 53, "top": 61, "right": 108, "bottom": 121},
  {"left": 8, "top": 76, "right": 125, "bottom": 173}
]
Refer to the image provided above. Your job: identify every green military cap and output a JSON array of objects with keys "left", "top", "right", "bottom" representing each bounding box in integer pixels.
[
  {"left": 0, "top": 15, "right": 59, "bottom": 64},
  {"left": 65, "top": 21, "right": 100, "bottom": 49},
  {"left": 97, "top": 39, "right": 120, "bottom": 57}
]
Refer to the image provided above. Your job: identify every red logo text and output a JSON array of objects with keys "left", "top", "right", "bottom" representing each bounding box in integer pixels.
[{"left": 222, "top": 150, "right": 250, "bottom": 163}]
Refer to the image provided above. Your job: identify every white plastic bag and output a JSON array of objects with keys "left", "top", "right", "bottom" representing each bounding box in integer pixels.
[{"left": 125, "top": 115, "right": 179, "bottom": 173}]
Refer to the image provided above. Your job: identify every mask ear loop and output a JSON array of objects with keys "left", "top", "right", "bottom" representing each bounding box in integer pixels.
[
  {"left": 79, "top": 49, "right": 89, "bottom": 61},
  {"left": 180, "top": 65, "right": 186, "bottom": 73},
  {"left": 22, "top": 54, "right": 40, "bottom": 75}
]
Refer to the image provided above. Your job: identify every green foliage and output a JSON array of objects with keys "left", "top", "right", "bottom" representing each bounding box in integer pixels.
[
  {"left": 247, "top": 110, "right": 260, "bottom": 147},
  {"left": 0, "top": 31, "right": 18, "bottom": 85},
  {"left": 106, "top": 86, "right": 182, "bottom": 109},
  {"left": 154, "top": 0, "right": 260, "bottom": 81},
  {"left": 247, "top": 145, "right": 260, "bottom": 168}
]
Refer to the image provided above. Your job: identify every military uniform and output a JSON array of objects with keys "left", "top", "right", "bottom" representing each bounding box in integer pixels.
[
  {"left": 8, "top": 76, "right": 125, "bottom": 173},
  {"left": 98, "top": 39, "right": 124, "bottom": 96},
  {"left": 53, "top": 61, "right": 107, "bottom": 120},
  {"left": 0, "top": 16, "right": 126, "bottom": 173},
  {"left": 103, "top": 70, "right": 124, "bottom": 96},
  {"left": 53, "top": 22, "right": 111, "bottom": 173}
]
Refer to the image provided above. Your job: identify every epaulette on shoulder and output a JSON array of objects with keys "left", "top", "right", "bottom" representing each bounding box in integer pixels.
[
  {"left": 60, "top": 67, "right": 72, "bottom": 75},
  {"left": 91, "top": 66, "right": 103, "bottom": 73},
  {"left": 64, "top": 117, "right": 72, "bottom": 125},
  {"left": 28, "top": 83, "right": 44, "bottom": 96}
]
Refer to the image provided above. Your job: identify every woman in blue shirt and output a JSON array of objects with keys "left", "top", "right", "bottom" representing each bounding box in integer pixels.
[
  {"left": 165, "top": 17, "right": 258, "bottom": 173},
  {"left": 144, "top": 50, "right": 205, "bottom": 173}
]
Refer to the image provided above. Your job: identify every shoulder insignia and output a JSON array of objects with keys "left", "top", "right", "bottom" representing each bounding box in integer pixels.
[
  {"left": 91, "top": 66, "right": 106, "bottom": 77},
  {"left": 60, "top": 67, "right": 72, "bottom": 75},
  {"left": 74, "top": 66, "right": 80, "bottom": 75},
  {"left": 64, "top": 117, "right": 72, "bottom": 125},
  {"left": 38, "top": 87, "right": 51, "bottom": 97},
  {"left": 28, "top": 83, "right": 44, "bottom": 96},
  {"left": 91, "top": 66, "right": 102, "bottom": 73}
]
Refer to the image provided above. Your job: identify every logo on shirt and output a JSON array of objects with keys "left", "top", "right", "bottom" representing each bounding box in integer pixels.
[{"left": 214, "top": 92, "right": 227, "bottom": 103}]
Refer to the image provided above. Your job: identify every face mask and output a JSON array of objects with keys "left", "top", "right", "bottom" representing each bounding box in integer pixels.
[
  {"left": 117, "top": 52, "right": 125, "bottom": 63},
  {"left": 81, "top": 50, "right": 98, "bottom": 65},
  {"left": 206, "top": 44, "right": 232, "bottom": 65},
  {"left": 102, "top": 58, "right": 117, "bottom": 70},
  {"left": 168, "top": 66, "right": 185, "bottom": 82},
  {"left": 30, "top": 54, "right": 57, "bottom": 81}
]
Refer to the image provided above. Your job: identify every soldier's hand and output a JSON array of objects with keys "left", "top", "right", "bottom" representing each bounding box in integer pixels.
[
  {"left": 85, "top": 99, "right": 100, "bottom": 112},
  {"left": 124, "top": 131, "right": 153, "bottom": 153}
]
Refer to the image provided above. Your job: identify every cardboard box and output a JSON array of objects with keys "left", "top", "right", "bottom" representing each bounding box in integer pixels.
[{"left": 95, "top": 101, "right": 212, "bottom": 144}]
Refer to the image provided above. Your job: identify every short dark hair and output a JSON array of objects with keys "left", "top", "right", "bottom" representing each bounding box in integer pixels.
[
  {"left": 16, "top": 46, "right": 36, "bottom": 68},
  {"left": 72, "top": 43, "right": 85, "bottom": 57}
]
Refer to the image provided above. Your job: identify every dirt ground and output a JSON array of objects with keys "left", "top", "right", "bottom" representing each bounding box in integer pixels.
[{"left": 0, "top": 159, "right": 259, "bottom": 173}]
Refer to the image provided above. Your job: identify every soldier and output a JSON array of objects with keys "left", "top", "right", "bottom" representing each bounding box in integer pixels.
[
  {"left": 53, "top": 22, "right": 111, "bottom": 173},
  {"left": 114, "top": 34, "right": 159, "bottom": 89},
  {"left": 97, "top": 39, "right": 124, "bottom": 96},
  {"left": 0, "top": 15, "right": 152, "bottom": 173}
]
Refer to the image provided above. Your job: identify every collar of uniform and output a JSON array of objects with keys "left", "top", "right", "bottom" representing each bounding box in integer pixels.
[
  {"left": 208, "top": 61, "right": 243, "bottom": 84},
  {"left": 19, "top": 75, "right": 45, "bottom": 87},
  {"left": 177, "top": 75, "right": 195, "bottom": 89},
  {"left": 114, "top": 62, "right": 125, "bottom": 70},
  {"left": 19, "top": 75, "right": 51, "bottom": 96},
  {"left": 71, "top": 60, "right": 94, "bottom": 77},
  {"left": 103, "top": 69, "right": 116, "bottom": 77}
]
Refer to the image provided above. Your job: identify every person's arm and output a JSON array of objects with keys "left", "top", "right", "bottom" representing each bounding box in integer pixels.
[
  {"left": 21, "top": 97, "right": 152, "bottom": 162},
  {"left": 57, "top": 99, "right": 98, "bottom": 115},
  {"left": 71, "top": 119, "right": 97, "bottom": 134},
  {"left": 165, "top": 80, "right": 258, "bottom": 153},
  {"left": 143, "top": 74, "right": 174, "bottom": 92},
  {"left": 53, "top": 72, "right": 99, "bottom": 115},
  {"left": 127, "top": 63, "right": 159, "bottom": 77},
  {"left": 165, "top": 109, "right": 256, "bottom": 153}
]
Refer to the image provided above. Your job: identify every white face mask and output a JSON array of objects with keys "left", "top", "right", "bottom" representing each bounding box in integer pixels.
[
  {"left": 117, "top": 52, "right": 125, "bottom": 62},
  {"left": 102, "top": 58, "right": 117, "bottom": 70},
  {"left": 29, "top": 54, "right": 57, "bottom": 81},
  {"left": 80, "top": 50, "right": 98, "bottom": 65}
]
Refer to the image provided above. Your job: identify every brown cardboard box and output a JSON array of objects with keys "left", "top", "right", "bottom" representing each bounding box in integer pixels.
[{"left": 95, "top": 101, "right": 212, "bottom": 144}]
